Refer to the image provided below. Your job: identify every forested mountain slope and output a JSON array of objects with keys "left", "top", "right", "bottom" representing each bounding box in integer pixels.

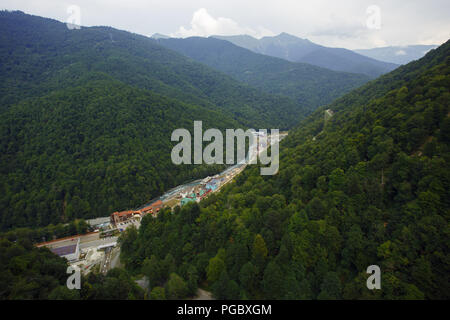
[
  {"left": 120, "top": 40, "right": 450, "bottom": 300},
  {"left": 0, "top": 11, "right": 301, "bottom": 129},
  {"left": 0, "top": 78, "right": 239, "bottom": 230},
  {"left": 0, "top": 10, "right": 314, "bottom": 230},
  {"left": 214, "top": 33, "right": 399, "bottom": 77},
  {"left": 156, "top": 37, "right": 370, "bottom": 111}
]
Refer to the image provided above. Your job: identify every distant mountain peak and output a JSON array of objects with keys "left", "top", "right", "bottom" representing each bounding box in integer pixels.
[
  {"left": 151, "top": 33, "right": 170, "bottom": 39},
  {"left": 214, "top": 33, "right": 397, "bottom": 77},
  {"left": 267, "top": 32, "right": 310, "bottom": 42},
  {"left": 212, "top": 34, "right": 256, "bottom": 40},
  {"left": 274, "top": 32, "right": 298, "bottom": 39}
]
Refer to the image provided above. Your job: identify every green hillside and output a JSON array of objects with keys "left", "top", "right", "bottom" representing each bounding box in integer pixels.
[
  {"left": 0, "top": 11, "right": 301, "bottom": 129},
  {"left": 120, "top": 40, "right": 450, "bottom": 300},
  {"left": 0, "top": 10, "right": 315, "bottom": 230},
  {"left": 156, "top": 36, "right": 370, "bottom": 111},
  {"left": 0, "top": 78, "right": 240, "bottom": 229}
]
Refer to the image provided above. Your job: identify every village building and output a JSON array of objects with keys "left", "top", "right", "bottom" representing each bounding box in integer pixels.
[
  {"left": 140, "top": 200, "right": 164, "bottom": 217},
  {"left": 110, "top": 210, "right": 140, "bottom": 226}
]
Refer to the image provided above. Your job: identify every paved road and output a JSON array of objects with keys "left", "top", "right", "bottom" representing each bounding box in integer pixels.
[
  {"left": 79, "top": 237, "right": 118, "bottom": 250},
  {"left": 79, "top": 232, "right": 100, "bottom": 243}
]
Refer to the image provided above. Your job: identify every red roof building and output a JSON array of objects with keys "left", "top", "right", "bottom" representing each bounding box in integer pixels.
[
  {"left": 110, "top": 210, "right": 140, "bottom": 225},
  {"left": 140, "top": 200, "right": 164, "bottom": 216},
  {"left": 110, "top": 200, "right": 165, "bottom": 225}
]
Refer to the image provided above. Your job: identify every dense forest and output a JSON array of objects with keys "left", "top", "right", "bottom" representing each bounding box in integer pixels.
[
  {"left": 0, "top": 11, "right": 381, "bottom": 231},
  {"left": 1, "top": 219, "right": 89, "bottom": 244},
  {"left": 0, "top": 11, "right": 303, "bottom": 129},
  {"left": 119, "top": 40, "right": 449, "bottom": 300},
  {"left": 0, "top": 11, "right": 306, "bottom": 230},
  {"left": 0, "top": 9, "right": 448, "bottom": 301},
  {"left": 0, "top": 78, "right": 236, "bottom": 230}
]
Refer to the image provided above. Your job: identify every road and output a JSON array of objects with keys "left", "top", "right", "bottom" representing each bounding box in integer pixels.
[
  {"left": 79, "top": 236, "right": 118, "bottom": 250},
  {"left": 100, "top": 247, "right": 113, "bottom": 274}
]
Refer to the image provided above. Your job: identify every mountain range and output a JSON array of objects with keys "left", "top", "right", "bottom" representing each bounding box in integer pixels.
[
  {"left": 0, "top": 10, "right": 370, "bottom": 230},
  {"left": 0, "top": 11, "right": 302, "bottom": 130},
  {"left": 213, "top": 33, "right": 399, "bottom": 77},
  {"left": 153, "top": 33, "right": 437, "bottom": 73},
  {"left": 0, "top": 9, "right": 448, "bottom": 301}
]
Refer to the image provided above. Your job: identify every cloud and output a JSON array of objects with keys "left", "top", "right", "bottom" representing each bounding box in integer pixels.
[
  {"left": 395, "top": 50, "right": 407, "bottom": 56},
  {"left": 2, "top": 0, "right": 449, "bottom": 49},
  {"left": 171, "top": 8, "right": 274, "bottom": 39}
]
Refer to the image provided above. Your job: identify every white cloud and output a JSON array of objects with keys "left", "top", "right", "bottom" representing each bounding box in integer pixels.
[
  {"left": 171, "top": 8, "right": 274, "bottom": 39},
  {"left": 395, "top": 50, "right": 407, "bottom": 56},
  {"left": 1, "top": 0, "right": 449, "bottom": 48}
]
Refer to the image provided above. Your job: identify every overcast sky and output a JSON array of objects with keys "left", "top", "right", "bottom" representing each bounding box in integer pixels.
[{"left": 2, "top": 0, "right": 449, "bottom": 49}]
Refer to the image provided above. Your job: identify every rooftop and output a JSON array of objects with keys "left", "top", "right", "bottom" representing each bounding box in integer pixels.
[
  {"left": 112, "top": 210, "right": 138, "bottom": 217},
  {"left": 141, "top": 200, "right": 163, "bottom": 212},
  {"left": 86, "top": 217, "right": 110, "bottom": 226}
]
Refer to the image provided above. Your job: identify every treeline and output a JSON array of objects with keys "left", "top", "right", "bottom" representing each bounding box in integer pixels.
[
  {"left": 119, "top": 40, "right": 450, "bottom": 300},
  {"left": 0, "top": 219, "right": 89, "bottom": 244}
]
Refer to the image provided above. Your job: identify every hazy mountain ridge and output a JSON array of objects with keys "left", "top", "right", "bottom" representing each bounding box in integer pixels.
[
  {"left": 355, "top": 45, "right": 439, "bottom": 65},
  {"left": 214, "top": 33, "right": 399, "bottom": 77}
]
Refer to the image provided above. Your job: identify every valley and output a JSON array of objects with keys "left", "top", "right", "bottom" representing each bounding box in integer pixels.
[{"left": 0, "top": 7, "right": 448, "bottom": 302}]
